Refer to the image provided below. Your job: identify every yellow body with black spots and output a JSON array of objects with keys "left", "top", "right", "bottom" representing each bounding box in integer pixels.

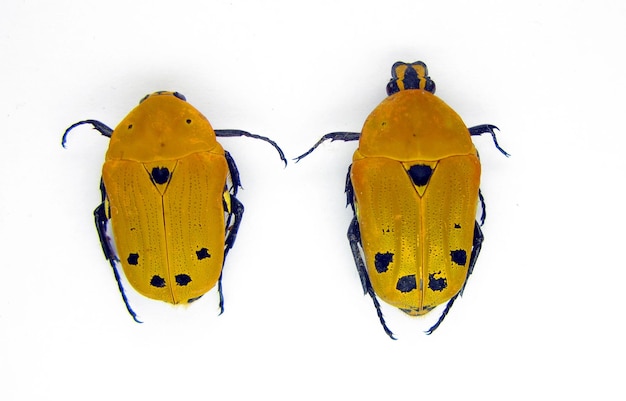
[
  {"left": 352, "top": 87, "right": 481, "bottom": 316},
  {"left": 63, "top": 91, "right": 286, "bottom": 321},
  {"left": 296, "top": 61, "right": 508, "bottom": 338},
  {"left": 103, "top": 93, "right": 230, "bottom": 305}
]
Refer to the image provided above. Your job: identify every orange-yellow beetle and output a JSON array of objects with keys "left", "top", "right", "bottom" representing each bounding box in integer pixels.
[
  {"left": 296, "top": 62, "right": 508, "bottom": 338},
  {"left": 63, "top": 91, "right": 286, "bottom": 322}
]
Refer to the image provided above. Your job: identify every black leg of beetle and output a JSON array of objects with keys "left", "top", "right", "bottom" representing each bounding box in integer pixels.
[
  {"left": 94, "top": 198, "right": 141, "bottom": 323},
  {"left": 468, "top": 124, "right": 510, "bottom": 157},
  {"left": 345, "top": 165, "right": 356, "bottom": 213},
  {"left": 61, "top": 120, "right": 114, "bottom": 147},
  {"left": 215, "top": 129, "right": 287, "bottom": 166},
  {"left": 94, "top": 181, "right": 115, "bottom": 261},
  {"left": 348, "top": 217, "right": 396, "bottom": 340},
  {"left": 425, "top": 294, "right": 458, "bottom": 335},
  {"left": 294, "top": 132, "right": 361, "bottom": 162},
  {"left": 478, "top": 189, "right": 486, "bottom": 226},
  {"left": 224, "top": 196, "right": 244, "bottom": 261},
  {"left": 426, "top": 222, "right": 483, "bottom": 334},
  {"left": 224, "top": 151, "right": 242, "bottom": 196},
  {"left": 465, "top": 221, "right": 484, "bottom": 286},
  {"left": 218, "top": 195, "right": 244, "bottom": 315}
]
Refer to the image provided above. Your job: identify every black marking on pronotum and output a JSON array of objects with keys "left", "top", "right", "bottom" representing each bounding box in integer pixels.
[
  {"left": 374, "top": 252, "right": 394, "bottom": 273},
  {"left": 150, "top": 275, "right": 166, "bottom": 288},
  {"left": 196, "top": 248, "right": 211, "bottom": 260},
  {"left": 428, "top": 272, "right": 447, "bottom": 292},
  {"left": 407, "top": 164, "right": 433, "bottom": 187},
  {"left": 127, "top": 253, "right": 139, "bottom": 265},
  {"left": 450, "top": 249, "right": 467, "bottom": 266},
  {"left": 175, "top": 274, "right": 192, "bottom": 286},
  {"left": 150, "top": 167, "right": 170, "bottom": 185},
  {"left": 396, "top": 275, "right": 417, "bottom": 293}
]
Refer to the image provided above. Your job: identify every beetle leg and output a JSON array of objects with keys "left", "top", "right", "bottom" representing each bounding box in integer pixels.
[
  {"left": 426, "top": 221, "right": 483, "bottom": 334},
  {"left": 465, "top": 221, "right": 484, "bottom": 286},
  {"left": 348, "top": 217, "right": 397, "bottom": 340},
  {"left": 215, "top": 129, "right": 287, "bottom": 167},
  {"left": 61, "top": 120, "right": 114, "bottom": 147},
  {"left": 218, "top": 195, "right": 244, "bottom": 315},
  {"left": 344, "top": 165, "right": 356, "bottom": 212},
  {"left": 468, "top": 124, "right": 510, "bottom": 157},
  {"left": 294, "top": 132, "right": 361, "bottom": 162},
  {"left": 224, "top": 150, "right": 242, "bottom": 196},
  {"left": 93, "top": 181, "right": 141, "bottom": 323},
  {"left": 425, "top": 295, "right": 458, "bottom": 335},
  {"left": 223, "top": 150, "right": 242, "bottom": 240},
  {"left": 478, "top": 189, "right": 486, "bottom": 226}
]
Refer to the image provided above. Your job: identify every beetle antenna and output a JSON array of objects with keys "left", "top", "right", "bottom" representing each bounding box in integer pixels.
[
  {"left": 61, "top": 120, "right": 114, "bottom": 148},
  {"left": 294, "top": 132, "right": 361, "bottom": 162},
  {"left": 214, "top": 129, "right": 287, "bottom": 167}
]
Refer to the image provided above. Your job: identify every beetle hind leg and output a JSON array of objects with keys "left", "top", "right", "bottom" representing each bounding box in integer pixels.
[
  {"left": 348, "top": 217, "right": 396, "bottom": 340},
  {"left": 218, "top": 195, "right": 244, "bottom": 315},
  {"left": 426, "top": 221, "right": 484, "bottom": 334},
  {"left": 93, "top": 185, "right": 141, "bottom": 323},
  {"left": 425, "top": 295, "right": 458, "bottom": 335}
]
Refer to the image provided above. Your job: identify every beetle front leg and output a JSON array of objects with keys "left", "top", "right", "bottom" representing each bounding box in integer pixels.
[
  {"left": 294, "top": 132, "right": 361, "bottom": 162},
  {"left": 468, "top": 124, "right": 509, "bottom": 156}
]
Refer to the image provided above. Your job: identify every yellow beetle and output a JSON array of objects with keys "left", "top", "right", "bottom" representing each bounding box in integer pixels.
[
  {"left": 296, "top": 62, "right": 508, "bottom": 338},
  {"left": 63, "top": 91, "right": 286, "bottom": 322}
]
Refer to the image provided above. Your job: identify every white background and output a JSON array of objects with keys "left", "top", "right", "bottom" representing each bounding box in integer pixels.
[{"left": 1, "top": 0, "right": 624, "bottom": 399}]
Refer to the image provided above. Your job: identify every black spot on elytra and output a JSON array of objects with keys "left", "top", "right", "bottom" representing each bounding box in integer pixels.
[
  {"left": 127, "top": 253, "right": 139, "bottom": 265},
  {"left": 454, "top": 223, "right": 461, "bottom": 229},
  {"left": 374, "top": 252, "right": 394, "bottom": 273},
  {"left": 127, "top": 124, "right": 133, "bottom": 129},
  {"left": 396, "top": 275, "right": 417, "bottom": 293},
  {"left": 150, "top": 275, "right": 166, "bottom": 288},
  {"left": 428, "top": 272, "right": 447, "bottom": 292},
  {"left": 450, "top": 249, "right": 467, "bottom": 266},
  {"left": 186, "top": 119, "right": 192, "bottom": 124},
  {"left": 407, "top": 164, "right": 433, "bottom": 187},
  {"left": 151, "top": 167, "right": 170, "bottom": 185},
  {"left": 175, "top": 274, "right": 192, "bottom": 286},
  {"left": 196, "top": 248, "right": 211, "bottom": 260}
]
